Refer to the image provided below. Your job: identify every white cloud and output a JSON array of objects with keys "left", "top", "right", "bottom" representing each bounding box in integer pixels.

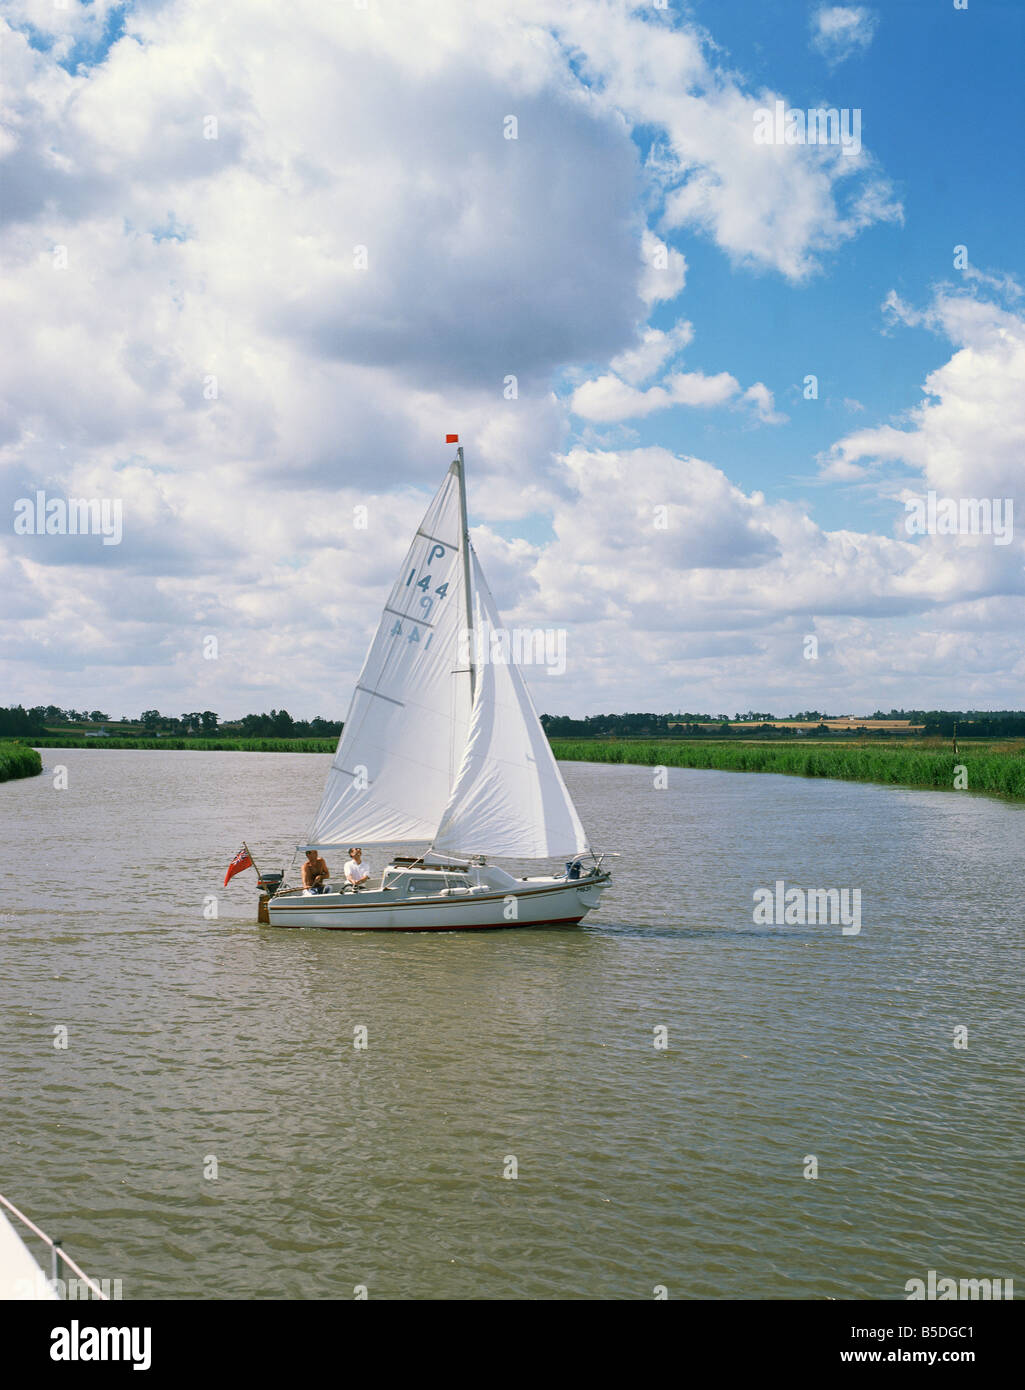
[
  {"left": 810, "top": 6, "right": 878, "bottom": 67},
  {"left": 0, "top": 0, "right": 947, "bottom": 717},
  {"left": 570, "top": 369, "right": 740, "bottom": 422},
  {"left": 638, "top": 228, "right": 688, "bottom": 305},
  {"left": 3, "top": 0, "right": 126, "bottom": 59},
  {"left": 549, "top": 4, "right": 900, "bottom": 281},
  {"left": 825, "top": 286, "right": 1025, "bottom": 507},
  {"left": 511, "top": 443, "right": 1025, "bottom": 712},
  {"left": 608, "top": 321, "right": 694, "bottom": 386},
  {"left": 741, "top": 382, "right": 788, "bottom": 426},
  {"left": 0, "top": 5, "right": 653, "bottom": 498},
  {"left": 570, "top": 359, "right": 785, "bottom": 426},
  {"left": 962, "top": 265, "right": 1024, "bottom": 300}
]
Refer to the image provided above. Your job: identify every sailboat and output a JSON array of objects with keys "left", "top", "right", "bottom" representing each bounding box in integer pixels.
[{"left": 265, "top": 440, "right": 610, "bottom": 931}]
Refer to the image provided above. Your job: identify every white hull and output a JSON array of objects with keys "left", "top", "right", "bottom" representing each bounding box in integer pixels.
[
  {"left": 0, "top": 1209, "right": 57, "bottom": 1300},
  {"left": 267, "top": 872, "right": 609, "bottom": 931}
]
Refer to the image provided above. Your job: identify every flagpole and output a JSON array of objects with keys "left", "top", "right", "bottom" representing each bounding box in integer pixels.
[
  {"left": 452, "top": 442, "right": 476, "bottom": 703},
  {"left": 243, "top": 840, "right": 262, "bottom": 879}
]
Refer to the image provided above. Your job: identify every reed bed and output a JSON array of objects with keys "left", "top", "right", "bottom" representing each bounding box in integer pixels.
[
  {"left": 0, "top": 744, "right": 43, "bottom": 781},
  {"left": 9, "top": 735, "right": 1024, "bottom": 798},
  {"left": 549, "top": 739, "right": 1025, "bottom": 799}
]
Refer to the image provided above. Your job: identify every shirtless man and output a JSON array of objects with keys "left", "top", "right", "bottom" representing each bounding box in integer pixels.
[
  {"left": 301, "top": 849, "right": 331, "bottom": 894},
  {"left": 344, "top": 847, "right": 369, "bottom": 889}
]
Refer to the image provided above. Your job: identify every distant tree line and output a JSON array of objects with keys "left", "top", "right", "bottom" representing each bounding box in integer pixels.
[
  {"left": 539, "top": 711, "right": 839, "bottom": 736},
  {"left": 540, "top": 710, "right": 1025, "bottom": 739},
  {"left": 0, "top": 706, "right": 49, "bottom": 736},
  {"left": 8, "top": 705, "right": 110, "bottom": 730},
  {"left": 540, "top": 712, "right": 784, "bottom": 737},
  {"left": 138, "top": 709, "right": 343, "bottom": 737},
  {"left": 230, "top": 710, "right": 343, "bottom": 738},
  {"left": 540, "top": 713, "right": 696, "bottom": 738},
  {"left": 0, "top": 705, "right": 343, "bottom": 739},
  {"left": 6, "top": 703, "right": 1025, "bottom": 743},
  {"left": 914, "top": 711, "right": 1025, "bottom": 737},
  {"left": 864, "top": 709, "right": 1025, "bottom": 736}
]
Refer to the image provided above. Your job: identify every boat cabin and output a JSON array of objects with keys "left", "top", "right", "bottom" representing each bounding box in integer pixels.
[
  {"left": 377, "top": 862, "right": 522, "bottom": 897},
  {"left": 381, "top": 867, "right": 472, "bottom": 895}
]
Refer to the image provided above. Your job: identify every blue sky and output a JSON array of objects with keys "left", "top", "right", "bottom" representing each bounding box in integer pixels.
[
  {"left": 558, "top": 0, "right": 1025, "bottom": 534},
  {"left": 2, "top": 1, "right": 1023, "bottom": 719}
]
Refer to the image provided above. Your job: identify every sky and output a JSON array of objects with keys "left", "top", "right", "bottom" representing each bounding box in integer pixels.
[{"left": 1, "top": 0, "right": 1023, "bottom": 720}]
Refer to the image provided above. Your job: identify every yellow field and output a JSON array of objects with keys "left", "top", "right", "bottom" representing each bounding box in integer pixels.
[{"left": 667, "top": 719, "right": 927, "bottom": 731}]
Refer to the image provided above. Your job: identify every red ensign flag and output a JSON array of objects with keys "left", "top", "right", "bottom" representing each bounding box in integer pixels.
[{"left": 223, "top": 845, "right": 254, "bottom": 886}]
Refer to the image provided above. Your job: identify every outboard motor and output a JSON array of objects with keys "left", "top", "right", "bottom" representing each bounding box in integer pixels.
[
  {"left": 256, "top": 871, "right": 285, "bottom": 926},
  {"left": 256, "top": 871, "right": 284, "bottom": 898},
  {"left": 565, "top": 859, "right": 583, "bottom": 880}
]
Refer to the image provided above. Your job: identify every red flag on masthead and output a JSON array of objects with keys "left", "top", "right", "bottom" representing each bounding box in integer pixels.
[
  {"left": 223, "top": 844, "right": 254, "bottom": 887},
  {"left": 446, "top": 434, "right": 459, "bottom": 443}
]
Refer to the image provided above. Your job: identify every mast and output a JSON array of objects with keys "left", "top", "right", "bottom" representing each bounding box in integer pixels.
[{"left": 451, "top": 441, "right": 476, "bottom": 703}]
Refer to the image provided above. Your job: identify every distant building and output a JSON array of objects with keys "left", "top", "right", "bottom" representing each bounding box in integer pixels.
[{"left": 84, "top": 729, "right": 109, "bottom": 738}]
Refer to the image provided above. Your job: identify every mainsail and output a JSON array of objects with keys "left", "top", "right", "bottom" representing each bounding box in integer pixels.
[
  {"left": 304, "top": 467, "right": 472, "bottom": 845},
  {"left": 431, "top": 552, "right": 588, "bottom": 858},
  {"left": 304, "top": 448, "right": 589, "bottom": 860}
]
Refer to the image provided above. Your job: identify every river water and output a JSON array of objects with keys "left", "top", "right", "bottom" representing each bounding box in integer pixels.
[{"left": 1, "top": 749, "right": 1021, "bottom": 1299}]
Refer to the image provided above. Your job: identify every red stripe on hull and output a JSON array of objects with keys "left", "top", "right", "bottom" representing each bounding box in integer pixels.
[{"left": 268, "top": 914, "right": 586, "bottom": 933}]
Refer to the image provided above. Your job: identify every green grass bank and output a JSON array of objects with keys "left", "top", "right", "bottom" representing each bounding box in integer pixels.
[
  {"left": 548, "top": 739, "right": 1025, "bottom": 800},
  {"left": 0, "top": 744, "right": 44, "bottom": 781}
]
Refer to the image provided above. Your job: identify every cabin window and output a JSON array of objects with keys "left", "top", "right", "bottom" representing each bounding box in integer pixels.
[{"left": 406, "top": 875, "right": 468, "bottom": 894}]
